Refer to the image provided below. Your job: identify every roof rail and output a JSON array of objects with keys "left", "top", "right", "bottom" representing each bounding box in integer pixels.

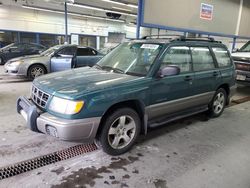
[
  {"left": 172, "top": 36, "right": 222, "bottom": 43},
  {"left": 141, "top": 34, "right": 184, "bottom": 40}
]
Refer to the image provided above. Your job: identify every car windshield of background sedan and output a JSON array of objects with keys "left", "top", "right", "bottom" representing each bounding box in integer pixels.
[
  {"left": 41, "top": 45, "right": 62, "bottom": 56},
  {"left": 96, "top": 42, "right": 163, "bottom": 76},
  {"left": 238, "top": 41, "right": 250, "bottom": 52}
]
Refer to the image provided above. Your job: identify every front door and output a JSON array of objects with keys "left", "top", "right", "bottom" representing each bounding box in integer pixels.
[
  {"left": 50, "top": 46, "right": 76, "bottom": 72},
  {"left": 149, "top": 46, "right": 195, "bottom": 120}
]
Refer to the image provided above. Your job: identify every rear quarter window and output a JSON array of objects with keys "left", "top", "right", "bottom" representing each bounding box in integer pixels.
[{"left": 212, "top": 47, "right": 232, "bottom": 67}]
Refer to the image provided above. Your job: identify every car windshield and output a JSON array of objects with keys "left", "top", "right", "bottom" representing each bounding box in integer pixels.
[
  {"left": 41, "top": 45, "right": 62, "bottom": 56},
  {"left": 238, "top": 41, "right": 250, "bottom": 52},
  {"left": 0, "top": 43, "right": 14, "bottom": 51},
  {"left": 96, "top": 42, "right": 163, "bottom": 76}
]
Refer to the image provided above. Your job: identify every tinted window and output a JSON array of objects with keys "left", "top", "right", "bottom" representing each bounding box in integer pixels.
[
  {"left": 58, "top": 47, "right": 76, "bottom": 56},
  {"left": 212, "top": 47, "right": 232, "bottom": 67},
  {"left": 161, "top": 46, "right": 191, "bottom": 73},
  {"left": 77, "top": 48, "right": 97, "bottom": 56},
  {"left": 191, "top": 47, "right": 215, "bottom": 71}
]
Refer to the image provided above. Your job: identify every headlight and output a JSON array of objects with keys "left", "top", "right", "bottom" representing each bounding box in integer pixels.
[
  {"left": 48, "top": 96, "right": 84, "bottom": 115},
  {"left": 9, "top": 60, "right": 24, "bottom": 67}
]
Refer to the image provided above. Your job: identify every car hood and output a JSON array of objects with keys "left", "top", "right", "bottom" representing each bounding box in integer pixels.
[
  {"left": 231, "top": 52, "right": 250, "bottom": 60},
  {"left": 33, "top": 67, "right": 142, "bottom": 99},
  {"left": 8, "top": 54, "right": 44, "bottom": 62}
]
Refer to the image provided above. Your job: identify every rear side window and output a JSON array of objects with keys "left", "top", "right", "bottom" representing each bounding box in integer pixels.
[
  {"left": 161, "top": 46, "right": 192, "bottom": 73},
  {"left": 77, "top": 48, "right": 97, "bottom": 56},
  {"left": 191, "top": 47, "right": 215, "bottom": 71},
  {"left": 212, "top": 47, "right": 232, "bottom": 67}
]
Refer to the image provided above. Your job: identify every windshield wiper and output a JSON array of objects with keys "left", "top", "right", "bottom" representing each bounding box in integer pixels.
[
  {"left": 101, "top": 66, "right": 125, "bottom": 74},
  {"left": 93, "top": 64, "right": 103, "bottom": 70}
]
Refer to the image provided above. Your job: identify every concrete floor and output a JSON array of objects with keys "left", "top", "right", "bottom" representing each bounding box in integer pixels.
[{"left": 0, "top": 66, "right": 250, "bottom": 188}]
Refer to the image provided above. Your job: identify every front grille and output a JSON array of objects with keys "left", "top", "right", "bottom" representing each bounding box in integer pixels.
[
  {"left": 31, "top": 85, "right": 50, "bottom": 109},
  {"left": 234, "top": 61, "right": 250, "bottom": 71}
]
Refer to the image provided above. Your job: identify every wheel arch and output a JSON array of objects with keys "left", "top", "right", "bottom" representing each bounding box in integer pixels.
[
  {"left": 217, "top": 83, "right": 230, "bottom": 105},
  {"left": 27, "top": 63, "right": 48, "bottom": 76},
  {"left": 97, "top": 99, "right": 147, "bottom": 137}
]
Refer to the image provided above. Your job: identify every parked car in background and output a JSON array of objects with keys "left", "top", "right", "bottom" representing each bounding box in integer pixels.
[
  {"left": 4, "top": 44, "right": 104, "bottom": 80},
  {"left": 232, "top": 41, "right": 250, "bottom": 85},
  {"left": 17, "top": 36, "right": 236, "bottom": 155},
  {"left": 0, "top": 43, "right": 46, "bottom": 65}
]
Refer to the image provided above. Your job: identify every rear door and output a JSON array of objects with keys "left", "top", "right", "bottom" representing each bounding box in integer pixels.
[
  {"left": 191, "top": 46, "right": 220, "bottom": 105},
  {"left": 50, "top": 46, "right": 76, "bottom": 72},
  {"left": 75, "top": 48, "right": 103, "bottom": 67}
]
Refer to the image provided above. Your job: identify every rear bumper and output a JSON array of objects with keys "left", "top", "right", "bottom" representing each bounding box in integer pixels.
[{"left": 17, "top": 96, "right": 101, "bottom": 141}]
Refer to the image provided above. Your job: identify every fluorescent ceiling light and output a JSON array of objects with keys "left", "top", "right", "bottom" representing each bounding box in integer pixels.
[
  {"left": 101, "top": 0, "right": 138, "bottom": 8},
  {"left": 68, "top": 3, "right": 137, "bottom": 17},
  {"left": 22, "top": 5, "right": 125, "bottom": 22},
  {"left": 112, "top": 6, "right": 131, "bottom": 12}
]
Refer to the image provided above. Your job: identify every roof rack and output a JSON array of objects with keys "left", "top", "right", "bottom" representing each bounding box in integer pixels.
[
  {"left": 173, "top": 36, "right": 221, "bottom": 43},
  {"left": 141, "top": 35, "right": 221, "bottom": 43}
]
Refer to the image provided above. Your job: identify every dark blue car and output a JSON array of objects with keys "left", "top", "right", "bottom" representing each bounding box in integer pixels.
[{"left": 0, "top": 43, "right": 46, "bottom": 65}]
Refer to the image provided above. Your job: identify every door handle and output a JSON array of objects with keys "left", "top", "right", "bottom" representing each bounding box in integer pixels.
[
  {"left": 184, "top": 76, "right": 192, "bottom": 81},
  {"left": 213, "top": 71, "right": 219, "bottom": 77}
]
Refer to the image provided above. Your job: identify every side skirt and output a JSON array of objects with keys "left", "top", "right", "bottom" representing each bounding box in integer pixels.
[{"left": 148, "top": 106, "right": 208, "bottom": 128}]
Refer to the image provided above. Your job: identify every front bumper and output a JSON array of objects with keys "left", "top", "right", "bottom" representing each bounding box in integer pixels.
[
  {"left": 4, "top": 63, "right": 26, "bottom": 76},
  {"left": 235, "top": 70, "right": 250, "bottom": 85},
  {"left": 17, "top": 96, "right": 101, "bottom": 141}
]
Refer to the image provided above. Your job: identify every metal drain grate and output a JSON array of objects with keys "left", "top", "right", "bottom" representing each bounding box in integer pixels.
[{"left": 0, "top": 143, "right": 97, "bottom": 180}]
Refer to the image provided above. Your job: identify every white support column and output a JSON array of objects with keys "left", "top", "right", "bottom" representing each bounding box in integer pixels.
[
  {"left": 96, "top": 36, "right": 100, "bottom": 50},
  {"left": 236, "top": 0, "right": 243, "bottom": 35}
]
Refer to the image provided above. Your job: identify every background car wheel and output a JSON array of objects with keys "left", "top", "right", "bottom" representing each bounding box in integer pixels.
[
  {"left": 99, "top": 108, "right": 141, "bottom": 156},
  {"left": 28, "top": 64, "right": 46, "bottom": 80},
  {"left": 208, "top": 88, "right": 227, "bottom": 118}
]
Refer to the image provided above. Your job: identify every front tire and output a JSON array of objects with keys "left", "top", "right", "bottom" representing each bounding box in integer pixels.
[
  {"left": 99, "top": 108, "right": 141, "bottom": 155},
  {"left": 28, "top": 64, "right": 46, "bottom": 80},
  {"left": 208, "top": 88, "right": 227, "bottom": 117}
]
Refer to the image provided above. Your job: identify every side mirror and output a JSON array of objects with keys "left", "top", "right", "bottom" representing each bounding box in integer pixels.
[
  {"left": 232, "top": 48, "right": 239, "bottom": 53},
  {"left": 158, "top": 65, "right": 180, "bottom": 78}
]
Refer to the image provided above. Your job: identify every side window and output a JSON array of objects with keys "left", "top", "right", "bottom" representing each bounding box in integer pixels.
[
  {"left": 11, "top": 44, "right": 25, "bottom": 52},
  {"left": 191, "top": 47, "right": 215, "bottom": 71},
  {"left": 89, "top": 49, "right": 97, "bottom": 55},
  {"left": 58, "top": 47, "right": 76, "bottom": 56},
  {"left": 212, "top": 47, "right": 232, "bottom": 67},
  {"left": 76, "top": 48, "right": 91, "bottom": 56},
  {"left": 161, "top": 46, "right": 191, "bottom": 73}
]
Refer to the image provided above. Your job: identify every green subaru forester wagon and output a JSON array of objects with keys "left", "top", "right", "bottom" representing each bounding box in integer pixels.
[{"left": 17, "top": 36, "right": 236, "bottom": 155}]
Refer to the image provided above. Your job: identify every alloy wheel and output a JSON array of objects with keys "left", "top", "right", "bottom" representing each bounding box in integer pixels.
[
  {"left": 108, "top": 115, "right": 136, "bottom": 149},
  {"left": 31, "top": 67, "right": 44, "bottom": 78},
  {"left": 213, "top": 92, "right": 225, "bottom": 114}
]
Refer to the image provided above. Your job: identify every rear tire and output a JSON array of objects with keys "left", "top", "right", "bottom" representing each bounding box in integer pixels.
[
  {"left": 28, "top": 64, "right": 46, "bottom": 80},
  {"left": 208, "top": 88, "right": 227, "bottom": 118},
  {"left": 99, "top": 108, "right": 141, "bottom": 155}
]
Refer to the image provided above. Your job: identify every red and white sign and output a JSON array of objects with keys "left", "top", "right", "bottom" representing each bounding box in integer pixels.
[{"left": 200, "top": 3, "right": 213, "bottom": 20}]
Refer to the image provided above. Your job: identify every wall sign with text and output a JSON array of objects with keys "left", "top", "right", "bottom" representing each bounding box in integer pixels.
[{"left": 200, "top": 3, "right": 213, "bottom": 20}]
